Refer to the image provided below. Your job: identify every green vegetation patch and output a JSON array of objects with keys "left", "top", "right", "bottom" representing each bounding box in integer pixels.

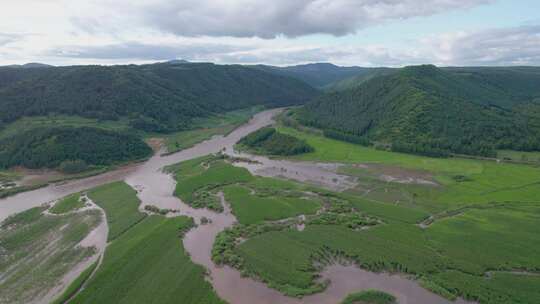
[
  {"left": 344, "top": 194, "right": 429, "bottom": 224},
  {"left": 88, "top": 181, "right": 146, "bottom": 241},
  {"left": 71, "top": 215, "right": 224, "bottom": 304},
  {"left": 340, "top": 290, "right": 397, "bottom": 304},
  {"left": 238, "top": 127, "right": 313, "bottom": 156},
  {"left": 0, "top": 115, "right": 132, "bottom": 142},
  {"left": 234, "top": 223, "right": 441, "bottom": 296},
  {"left": 278, "top": 126, "right": 540, "bottom": 213},
  {"left": 232, "top": 203, "right": 540, "bottom": 302},
  {"left": 213, "top": 193, "right": 385, "bottom": 297},
  {"left": 168, "top": 155, "right": 254, "bottom": 211},
  {"left": 223, "top": 184, "right": 320, "bottom": 225},
  {"left": 425, "top": 204, "right": 540, "bottom": 275},
  {"left": 430, "top": 270, "right": 540, "bottom": 304},
  {"left": 0, "top": 207, "right": 101, "bottom": 304},
  {"left": 498, "top": 149, "right": 540, "bottom": 164},
  {"left": 49, "top": 193, "right": 86, "bottom": 214},
  {"left": 0, "top": 126, "right": 152, "bottom": 170}
]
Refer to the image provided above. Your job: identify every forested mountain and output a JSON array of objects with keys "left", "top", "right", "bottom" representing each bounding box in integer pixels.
[
  {"left": 0, "top": 62, "right": 318, "bottom": 132},
  {"left": 0, "top": 127, "right": 152, "bottom": 170},
  {"left": 299, "top": 65, "right": 540, "bottom": 157},
  {"left": 254, "top": 63, "right": 372, "bottom": 88}
]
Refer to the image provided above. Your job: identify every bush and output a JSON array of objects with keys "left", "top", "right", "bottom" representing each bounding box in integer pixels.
[
  {"left": 239, "top": 128, "right": 314, "bottom": 156},
  {"left": 341, "top": 290, "right": 397, "bottom": 304}
]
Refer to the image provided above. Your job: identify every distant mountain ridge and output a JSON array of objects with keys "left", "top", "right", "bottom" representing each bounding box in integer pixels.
[
  {"left": 299, "top": 64, "right": 540, "bottom": 157},
  {"left": 4, "top": 62, "right": 53, "bottom": 69},
  {"left": 254, "top": 63, "right": 373, "bottom": 88},
  {"left": 0, "top": 62, "right": 318, "bottom": 132}
]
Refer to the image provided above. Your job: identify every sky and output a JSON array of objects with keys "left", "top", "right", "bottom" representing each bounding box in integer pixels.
[{"left": 1, "top": 0, "right": 539, "bottom": 67}]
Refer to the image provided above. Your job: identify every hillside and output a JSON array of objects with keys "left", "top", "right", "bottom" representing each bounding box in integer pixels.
[
  {"left": 324, "top": 67, "right": 397, "bottom": 91},
  {"left": 0, "top": 62, "right": 318, "bottom": 132},
  {"left": 299, "top": 65, "right": 540, "bottom": 157}
]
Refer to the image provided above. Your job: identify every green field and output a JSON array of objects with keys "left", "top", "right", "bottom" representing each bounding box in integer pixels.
[
  {"left": 223, "top": 182, "right": 320, "bottom": 225},
  {"left": 168, "top": 155, "right": 325, "bottom": 224},
  {"left": 88, "top": 181, "right": 146, "bottom": 241},
  {"left": 49, "top": 193, "right": 86, "bottom": 214},
  {"left": 70, "top": 181, "right": 224, "bottom": 304},
  {"left": 71, "top": 215, "right": 224, "bottom": 304},
  {"left": 498, "top": 150, "right": 540, "bottom": 163},
  {"left": 0, "top": 206, "right": 101, "bottom": 304},
  {"left": 278, "top": 126, "right": 540, "bottom": 212},
  {"left": 214, "top": 125, "right": 540, "bottom": 303},
  {"left": 167, "top": 155, "right": 254, "bottom": 211},
  {"left": 233, "top": 203, "right": 540, "bottom": 302},
  {"left": 341, "top": 290, "right": 396, "bottom": 304}
]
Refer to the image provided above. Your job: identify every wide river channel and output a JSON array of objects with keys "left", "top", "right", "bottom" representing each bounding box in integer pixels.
[{"left": 0, "top": 109, "right": 472, "bottom": 304}]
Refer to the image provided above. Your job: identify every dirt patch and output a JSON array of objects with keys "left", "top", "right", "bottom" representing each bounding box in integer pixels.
[
  {"left": 357, "top": 164, "right": 438, "bottom": 186},
  {"left": 12, "top": 167, "right": 67, "bottom": 186},
  {"left": 146, "top": 137, "right": 164, "bottom": 152}
]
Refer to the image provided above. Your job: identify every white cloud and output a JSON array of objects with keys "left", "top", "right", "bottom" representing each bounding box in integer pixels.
[
  {"left": 431, "top": 25, "right": 540, "bottom": 65},
  {"left": 102, "top": 0, "right": 492, "bottom": 38},
  {"left": 1, "top": 1, "right": 539, "bottom": 67}
]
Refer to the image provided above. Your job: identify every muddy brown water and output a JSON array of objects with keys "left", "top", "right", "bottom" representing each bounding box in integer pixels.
[{"left": 0, "top": 108, "right": 472, "bottom": 304}]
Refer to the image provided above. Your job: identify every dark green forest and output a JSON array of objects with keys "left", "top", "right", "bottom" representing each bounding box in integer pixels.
[
  {"left": 0, "top": 62, "right": 318, "bottom": 132},
  {"left": 299, "top": 65, "right": 540, "bottom": 157},
  {"left": 0, "top": 127, "right": 152, "bottom": 169},
  {"left": 238, "top": 127, "right": 313, "bottom": 155}
]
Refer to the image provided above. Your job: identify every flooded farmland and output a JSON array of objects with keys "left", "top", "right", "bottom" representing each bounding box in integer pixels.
[{"left": 0, "top": 108, "right": 472, "bottom": 304}]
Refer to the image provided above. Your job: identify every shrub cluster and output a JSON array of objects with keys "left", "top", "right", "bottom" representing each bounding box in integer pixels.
[{"left": 238, "top": 127, "right": 314, "bottom": 156}]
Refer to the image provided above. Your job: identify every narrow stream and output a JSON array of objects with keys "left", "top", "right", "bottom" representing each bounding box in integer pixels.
[{"left": 0, "top": 108, "right": 471, "bottom": 304}]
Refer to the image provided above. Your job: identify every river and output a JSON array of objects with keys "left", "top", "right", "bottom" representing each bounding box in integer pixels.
[{"left": 0, "top": 108, "right": 471, "bottom": 304}]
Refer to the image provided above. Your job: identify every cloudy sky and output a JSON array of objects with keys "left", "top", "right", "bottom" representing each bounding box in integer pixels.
[{"left": 1, "top": 0, "right": 539, "bottom": 66}]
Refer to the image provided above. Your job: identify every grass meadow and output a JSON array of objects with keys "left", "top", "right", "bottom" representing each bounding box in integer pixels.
[
  {"left": 222, "top": 126, "right": 540, "bottom": 303},
  {"left": 71, "top": 215, "right": 224, "bottom": 304},
  {"left": 49, "top": 193, "right": 86, "bottom": 214},
  {"left": 223, "top": 184, "right": 320, "bottom": 225},
  {"left": 71, "top": 181, "right": 224, "bottom": 304},
  {"left": 88, "top": 181, "right": 146, "bottom": 241}
]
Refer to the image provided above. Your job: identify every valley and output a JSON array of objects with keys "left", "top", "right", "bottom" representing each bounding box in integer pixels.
[
  {"left": 3, "top": 1, "right": 539, "bottom": 303},
  {"left": 1, "top": 108, "right": 539, "bottom": 304}
]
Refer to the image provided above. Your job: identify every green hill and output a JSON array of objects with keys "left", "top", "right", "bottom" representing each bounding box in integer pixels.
[
  {"left": 323, "top": 67, "right": 397, "bottom": 91},
  {"left": 0, "top": 62, "right": 318, "bottom": 132},
  {"left": 299, "top": 65, "right": 540, "bottom": 157}
]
